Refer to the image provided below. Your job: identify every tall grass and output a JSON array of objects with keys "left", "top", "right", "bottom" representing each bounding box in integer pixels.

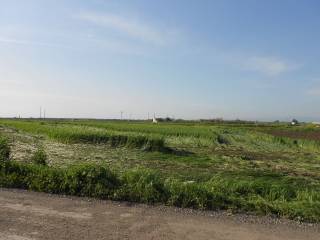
[
  {"left": 1, "top": 159, "right": 319, "bottom": 222},
  {"left": 65, "top": 120, "right": 320, "bottom": 151},
  {"left": 2, "top": 119, "right": 319, "bottom": 152},
  {"left": 0, "top": 120, "right": 165, "bottom": 151}
]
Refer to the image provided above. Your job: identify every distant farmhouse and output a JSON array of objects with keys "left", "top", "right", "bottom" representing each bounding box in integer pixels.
[
  {"left": 291, "top": 119, "right": 299, "bottom": 125},
  {"left": 152, "top": 117, "right": 158, "bottom": 123},
  {"left": 152, "top": 116, "right": 174, "bottom": 123}
]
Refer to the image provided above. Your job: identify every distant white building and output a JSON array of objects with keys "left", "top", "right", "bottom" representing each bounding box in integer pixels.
[{"left": 152, "top": 117, "right": 158, "bottom": 123}]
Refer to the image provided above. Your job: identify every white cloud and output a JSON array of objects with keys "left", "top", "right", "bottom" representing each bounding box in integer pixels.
[
  {"left": 77, "top": 12, "right": 178, "bottom": 46},
  {"left": 243, "top": 56, "right": 297, "bottom": 76}
]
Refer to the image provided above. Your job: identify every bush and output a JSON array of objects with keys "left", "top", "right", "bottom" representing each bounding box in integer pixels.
[
  {"left": 31, "top": 148, "right": 47, "bottom": 165},
  {"left": 0, "top": 137, "right": 10, "bottom": 162}
]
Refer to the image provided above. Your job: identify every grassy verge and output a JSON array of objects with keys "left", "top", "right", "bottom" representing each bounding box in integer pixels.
[{"left": 1, "top": 159, "right": 319, "bottom": 222}]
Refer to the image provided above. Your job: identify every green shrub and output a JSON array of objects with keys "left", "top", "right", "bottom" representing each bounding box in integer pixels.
[
  {"left": 31, "top": 148, "right": 47, "bottom": 165},
  {"left": 0, "top": 137, "right": 10, "bottom": 162}
]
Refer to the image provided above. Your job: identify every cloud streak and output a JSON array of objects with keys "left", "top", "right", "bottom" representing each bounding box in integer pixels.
[
  {"left": 0, "top": 36, "right": 71, "bottom": 49},
  {"left": 0, "top": 37, "right": 69, "bottom": 48},
  {"left": 242, "top": 56, "right": 298, "bottom": 76},
  {"left": 77, "top": 12, "right": 178, "bottom": 46}
]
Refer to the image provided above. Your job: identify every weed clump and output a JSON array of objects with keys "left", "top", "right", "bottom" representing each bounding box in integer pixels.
[
  {"left": 117, "top": 168, "right": 167, "bottom": 203},
  {"left": 31, "top": 148, "right": 47, "bottom": 166},
  {"left": 0, "top": 136, "right": 10, "bottom": 162},
  {"left": 240, "top": 154, "right": 255, "bottom": 161},
  {"left": 216, "top": 134, "right": 230, "bottom": 145},
  {"left": 143, "top": 137, "right": 166, "bottom": 151},
  {"left": 63, "top": 164, "right": 120, "bottom": 198}
]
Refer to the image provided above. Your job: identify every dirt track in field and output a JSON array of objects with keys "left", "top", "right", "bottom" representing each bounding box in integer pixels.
[
  {"left": 266, "top": 129, "right": 320, "bottom": 141},
  {"left": 0, "top": 189, "right": 319, "bottom": 240}
]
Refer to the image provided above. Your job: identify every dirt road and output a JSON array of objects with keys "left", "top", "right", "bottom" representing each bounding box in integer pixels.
[{"left": 0, "top": 188, "right": 319, "bottom": 240}]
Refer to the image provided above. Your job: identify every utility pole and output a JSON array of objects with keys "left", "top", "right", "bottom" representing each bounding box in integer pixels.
[
  {"left": 44, "top": 109, "right": 46, "bottom": 120},
  {"left": 40, "top": 107, "right": 42, "bottom": 119},
  {"left": 148, "top": 112, "right": 150, "bottom": 120},
  {"left": 120, "top": 111, "right": 123, "bottom": 120}
]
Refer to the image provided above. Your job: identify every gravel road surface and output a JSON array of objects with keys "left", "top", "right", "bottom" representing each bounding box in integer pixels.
[{"left": 0, "top": 188, "right": 319, "bottom": 240}]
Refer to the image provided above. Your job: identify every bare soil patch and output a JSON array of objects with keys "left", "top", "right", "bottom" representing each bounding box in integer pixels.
[{"left": 266, "top": 129, "right": 320, "bottom": 141}]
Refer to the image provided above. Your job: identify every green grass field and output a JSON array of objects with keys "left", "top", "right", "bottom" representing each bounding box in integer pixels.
[{"left": 1, "top": 119, "right": 320, "bottom": 222}]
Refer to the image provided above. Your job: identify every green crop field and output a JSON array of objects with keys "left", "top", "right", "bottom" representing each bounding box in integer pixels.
[{"left": 1, "top": 119, "right": 320, "bottom": 222}]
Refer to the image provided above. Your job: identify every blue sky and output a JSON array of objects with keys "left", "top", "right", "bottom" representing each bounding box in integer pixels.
[{"left": 1, "top": 0, "right": 320, "bottom": 121}]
